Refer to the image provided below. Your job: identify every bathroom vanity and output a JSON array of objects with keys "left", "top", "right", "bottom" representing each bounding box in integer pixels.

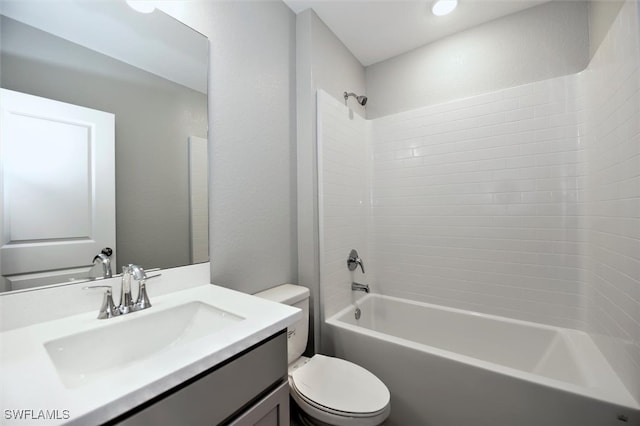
[
  {"left": 116, "top": 331, "right": 289, "bottom": 426},
  {"left": 0, "top": 273, "right": 300, "bottom": 426}
]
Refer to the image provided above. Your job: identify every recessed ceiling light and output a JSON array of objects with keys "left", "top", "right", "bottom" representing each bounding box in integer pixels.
[
  {"left": 432, "top": 0, "right": 458, "bottom": 16},
  {"left": 126, "top": 0, "right": 156, "bottom": 14}
]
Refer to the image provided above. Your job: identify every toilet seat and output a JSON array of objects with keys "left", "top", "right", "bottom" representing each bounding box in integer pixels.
[
  {"left": 289, "top": 354, "right": 390, "bottom": 424},
  {"left": 291, "top": 380, "right": 389, "bottom": 418}
]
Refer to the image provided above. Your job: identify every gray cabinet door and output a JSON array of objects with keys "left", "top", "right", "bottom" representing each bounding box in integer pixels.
[
  {"left": 228, "top": 381, "right": 289, "bottom": 426},
  {"left": 116, "top": 332, "right": 287, "bottom": 426}
]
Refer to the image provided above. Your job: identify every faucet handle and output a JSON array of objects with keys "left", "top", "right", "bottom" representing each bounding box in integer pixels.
[
  {"left": 83, "top": 285, "right": 120, "bottom": 319},
  {"left": 132, "top": 270, "right": 161, "bottom": 312},
  {"left": 134, "top": 280, "right": 152, "bottom": 311},
  {"left": 347, "top": 249, "right": 365, "bottom": 273}
]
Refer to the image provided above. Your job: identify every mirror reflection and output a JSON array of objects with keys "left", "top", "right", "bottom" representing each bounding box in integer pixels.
[{"left": 0, "top": 0, "right": 209, "bottom": 293}]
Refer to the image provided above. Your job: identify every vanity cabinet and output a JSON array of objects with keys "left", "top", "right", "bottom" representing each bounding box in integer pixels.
[
  {"left": 228, "top": 381, "right": 289, "bottom": 426},
  {"left": 113, "top": 331, "right": 288, "bottom": 426}
]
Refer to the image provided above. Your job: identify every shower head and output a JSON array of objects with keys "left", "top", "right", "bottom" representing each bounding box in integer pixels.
[{"left": 344, "top": 91, "right": 368, "bottom": 106}]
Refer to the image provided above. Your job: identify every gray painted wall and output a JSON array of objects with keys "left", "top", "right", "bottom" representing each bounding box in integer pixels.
[
  {"left": 158, "top": 0, "right": 611, "bottom": 352},
  {"left": 365, "top": 1, "right": 590, "bottom": 118},
  {"left": 0, "top": 16, "right": 207, "bottom": 271},
  {"left": 159, "top": 1, "right": 298, "bottom": 295},
  {"left": 296, "top": 9, "right": 366, "bottom": 352}
]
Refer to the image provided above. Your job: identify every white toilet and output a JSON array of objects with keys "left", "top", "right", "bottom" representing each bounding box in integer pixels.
[{"left": 256, "top": 284, "right": 390, "bottom": 426}]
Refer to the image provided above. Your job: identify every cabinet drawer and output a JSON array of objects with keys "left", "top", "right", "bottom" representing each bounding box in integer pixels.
[
  {"left": 115, "top": 331, "right": 287, "bottom": 426},
  {"left": 227, "top": 381, "right": 289, "bottom": 426}
]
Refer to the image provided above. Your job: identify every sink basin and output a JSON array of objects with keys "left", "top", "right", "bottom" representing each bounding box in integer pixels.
[{"left": 44, "top": 302, "right": 244, "bottom": 388}]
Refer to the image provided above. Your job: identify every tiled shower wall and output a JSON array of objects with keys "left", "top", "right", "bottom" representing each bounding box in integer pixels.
[
  {"left": 317, "top": 91, "right": 370, "bottom": 319},
  {"left": 582, "top": 0, "right": 640, "bottom": 403},
  {"left": 317, "top": 2, "right": 639, "bottom": 396},
  {"left": 370, "top": 76, "right": 587, "bottom": 329}
]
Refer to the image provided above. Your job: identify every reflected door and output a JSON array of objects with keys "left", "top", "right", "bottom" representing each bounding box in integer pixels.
[
  {"left": 188, "top": 135, "right": 209, "bottom": 264},
  {"left": 0, "top": 89, "right": 115, "bottom": 291}
]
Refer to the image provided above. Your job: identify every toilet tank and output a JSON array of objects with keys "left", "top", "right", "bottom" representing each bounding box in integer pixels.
[{"left": 255, "top": 284, "right": 309, "bottom": 364}]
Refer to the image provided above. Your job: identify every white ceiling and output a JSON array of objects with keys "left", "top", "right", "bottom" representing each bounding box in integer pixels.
[
  {"left": 0, "top": 0, "right": 208, "bottom": 93},
  {"left": 283, "top": 0, "right": 553, "bottom": 66}
]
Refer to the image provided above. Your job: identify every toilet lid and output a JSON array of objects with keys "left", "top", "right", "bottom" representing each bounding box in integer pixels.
[{"left": 289, "top": 354, "right": 390, "bottom": 415}]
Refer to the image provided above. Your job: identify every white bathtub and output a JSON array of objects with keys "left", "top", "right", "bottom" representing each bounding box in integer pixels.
[{"left": 325, "top": 294, "right": 640, "bottom": 426}]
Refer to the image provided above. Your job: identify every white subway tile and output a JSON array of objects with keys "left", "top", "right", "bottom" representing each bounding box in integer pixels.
[
  {"left": 582, "top": 0, "right": 640, "bottom": 402},
  {"left": 321, "top": 1, "right": 639, "bottom": 400}
]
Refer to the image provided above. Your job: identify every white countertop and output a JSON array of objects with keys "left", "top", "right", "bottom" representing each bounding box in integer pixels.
[{"left": 0, "top": 284, "right": 301, "bottom": 425}]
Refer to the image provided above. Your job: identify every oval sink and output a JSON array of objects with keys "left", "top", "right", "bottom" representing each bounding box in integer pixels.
[{"left": 44, "top": 301, "right": 244, "bottom": 388}]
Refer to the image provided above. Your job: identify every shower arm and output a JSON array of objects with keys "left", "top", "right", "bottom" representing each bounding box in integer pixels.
[{"left": 344, "top": 91, "right": 368, "bottom": 106}]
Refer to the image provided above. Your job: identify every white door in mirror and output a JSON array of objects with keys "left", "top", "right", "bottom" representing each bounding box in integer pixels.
[{"left": 0, "top": 89, "right": 115, "bottom": 291}]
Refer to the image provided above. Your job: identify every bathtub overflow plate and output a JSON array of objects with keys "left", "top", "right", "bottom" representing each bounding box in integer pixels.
[{"left": 355, "top": 307, "right": 361, "bottom": 320}]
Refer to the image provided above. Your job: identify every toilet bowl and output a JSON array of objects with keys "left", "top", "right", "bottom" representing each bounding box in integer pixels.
[
  {"left": 255, "top": 284, "right": 390, "bottom": 426},
  {"left": 289, "top": 355, "right": 390, "bottom": 426}
]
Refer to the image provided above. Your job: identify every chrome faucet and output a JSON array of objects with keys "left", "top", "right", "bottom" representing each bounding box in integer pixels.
[
  {"left": 119, "top": 265, "right": 135, "bottom": 314},
  {"left": 120, "top": 264, "right": 152, "bottom": 313},
  {"left": 92, "top": 247, "right": 113, "bottom": 279},
  {"left": 129, "top": 264, "right": 152, "bottom": 311},
  {"left": 85, "top": 264, "right": 158, "bottom": 319},
  {"left": 84, "top": 285, "right": 120, "bottom": 319},
  {"left": 347, "top": 249, "right": 365, "bottom": 273},
  {"left": 351, "top": 282, "right": 370, "bottom": 293}
]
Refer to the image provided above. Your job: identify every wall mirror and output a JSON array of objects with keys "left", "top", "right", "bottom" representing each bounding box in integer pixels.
[{"left": 0, "top": 0, "right": 209, "bottom": 293}]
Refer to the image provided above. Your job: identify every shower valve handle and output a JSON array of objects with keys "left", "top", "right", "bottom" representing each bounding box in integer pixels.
[{"left": 347, "top": 249, "right": 365, "bottom": 273}]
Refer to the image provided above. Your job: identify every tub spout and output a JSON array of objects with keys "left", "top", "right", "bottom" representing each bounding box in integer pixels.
[{"left": 351, "top": 282, "right": 370, "bottom": 293}]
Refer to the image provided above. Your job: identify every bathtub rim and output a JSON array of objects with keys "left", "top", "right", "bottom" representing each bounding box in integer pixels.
[{"left": 325, "top": 293, "right": 640, "bottom": 411}]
